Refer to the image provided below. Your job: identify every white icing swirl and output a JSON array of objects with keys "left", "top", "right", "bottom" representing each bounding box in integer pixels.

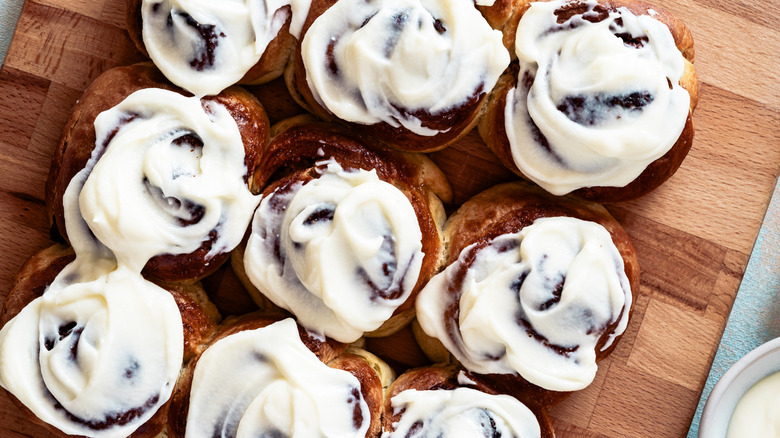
[
  {"left": 0, "top": 267, "right": 183, "bottom": 438},
  {"left": 301, "top": 0, "right": 509, "bottom": 135},
  {"left": 416, "top": 217, "right": 632, "bottom": 391},
  {"left": 141, "top": 0, "right": 312, "bottom": 96},
  {"left": 244, "top": 159, "right": 423, "bottom": 343},
  {"left": 186, "top": 318, "right": 369, "bottom": 438},
  {"left": 505, "top": 0, "right": 690, "bottom": 194},
  {"left": 75, "top": 88, "right": 260, "bottom": 273},
  {"left": 388, "top": 387, "right": 541, "bottom": 438}
]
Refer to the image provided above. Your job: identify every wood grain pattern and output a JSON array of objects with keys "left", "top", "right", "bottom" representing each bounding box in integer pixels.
[{"left": 0, "top": 0, "right": 778, "bottom": 437}]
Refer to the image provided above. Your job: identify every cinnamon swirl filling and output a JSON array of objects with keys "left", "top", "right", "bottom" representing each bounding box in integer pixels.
[
  {"left": 504, "top": 0, "right": 690, "bottom": 195},
  {"left": 416, "top": 216, "right": 632, "bottom": 391}
]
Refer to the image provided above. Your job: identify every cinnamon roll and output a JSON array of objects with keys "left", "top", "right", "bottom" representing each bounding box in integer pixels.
[
  {"left": 286, "top": 0, "right": 510, "bottom": 152},
  {"left": 383, "top": 364, "right": 555, "bottom": 437},
  {"left": 0, "top": 245, "right": 220, "bottom": 437},
  {"left": 47, "top": 63, "right": 269, "bottom": 284},
  {"left": 166, "top": 314, "right": 388, "bottom": 437},
  {"left": 233, "top": 117, "right": 451, "bottom": 343},
  {"left": 126, "top": 0, "right": 312, "bottom": 96},
  {"left": 479, "top": 0, "right": 699, "bottom": 202},
  {"left": 415, "top": 182, "right": 638, "bottom": 405}
]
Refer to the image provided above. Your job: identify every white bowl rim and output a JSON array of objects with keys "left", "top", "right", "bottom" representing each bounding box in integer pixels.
[{"left": 698, "top": 336, "right": 780, "bottom": 438}]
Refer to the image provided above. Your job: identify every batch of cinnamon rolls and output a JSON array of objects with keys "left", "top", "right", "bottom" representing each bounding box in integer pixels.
[{"left": 0, "top": 0, "right": 698, "bottom": 436}]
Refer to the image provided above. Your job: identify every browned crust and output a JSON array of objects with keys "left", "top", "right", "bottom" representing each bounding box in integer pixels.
[
  {"left": 229, "top": 240, "right": 287, "bottom": 314},
  {"left": 477, "top": 0, "right": 531, "bottom": 55},
  {"left": 0, "top": 244, "right": 75, "bottom": 325},
  {"left": 166, "top": 313, "right": 385, "bottom": 438},
  {"left": 46, "top": 62, "right": 270, "bottom": 284},
  {"left": 124, "top": 0, "right": 297, "bottom": 86},
  {"left": 383, "top": 364, "right": 556, "bottom": 438},
  {"left": 573, "top": 113, "right": 695, "bottom": 201},
  {"left": 433, "top": 181, "right": 638, "bottom": 407},
  {"left": 477, "top": 0, "right": 699, "bottom": 202},
  {"left": 477, "top": 0, "right": 526, "bottom": 33},
  {"left": 0, "top": 244, "right": 221, "bottom": 438},
  {"left": 326, "top": 353, "right": 385, "bottom": 437},
  {"left": 284, "top": 0, "right": 496, "bottom": 153},
  {"left": 234, "top": 117, "right": 451, "bottom": 333},
  {"left": 125, "top": 0, "right": 145, "bottom": 57}
]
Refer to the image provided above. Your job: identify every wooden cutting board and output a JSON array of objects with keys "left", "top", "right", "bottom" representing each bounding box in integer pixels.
[{"left": 0, "top": 0, "right": 777, "bottom": 436}]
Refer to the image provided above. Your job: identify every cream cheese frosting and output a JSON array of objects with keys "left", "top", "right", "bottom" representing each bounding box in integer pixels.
[
  {"left": 301, "top": 0, "right": 509, "bottom": 135},
  {"left": 387, "top": 387, "right": 541, "bottom": 437},
  {"left": 416, "top": 216, "right": 632, "bottom": 391},
  {"left": 244, "top": 159, "right": 423, "bottom": 343},
  {"left": 504, "top": 0, "right": 690, "bottom": 194},
  {"left": 185, "top": 318, "right": 370, "bottom": 438},
  {"left": 141, "top": 0, "right": 312, "bottom": 96},
  {"left": 0, "top": 267, "right": 184, "bottom": 438},
  {"left": 77, "top": 88, "right": 260, "bottom": 273}
]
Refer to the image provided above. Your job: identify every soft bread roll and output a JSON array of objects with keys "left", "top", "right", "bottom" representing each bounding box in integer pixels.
[
  {"left": 0, "top": 245, "right": 220, "bottom": 437},
  {"left": 125, "top": 0, "right": 310, "bottom": 95},
  {"left": 166, "top": 313, "right": 390, "bottom": 437},
  {"left": 233, "top": 115, "right": 452, "bottom": 343},
  {"left": 415, "top": 181, "right": 638, "bottom": 406},
  {"left": 46, "top": 62, "right": 269, "bottom": 284},
  {"left": 285, "top": 0, "right": 510, "bottom": 152},
  {"left": 479, "top": 0, "right": 699, "bottom": 202},
  {"left": 383, "top": 364, "right": 555, "bottom": 437}
]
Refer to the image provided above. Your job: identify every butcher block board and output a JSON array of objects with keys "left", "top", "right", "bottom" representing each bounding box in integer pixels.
[{"left": 0, "top": 0, "right": 778, "bottom": 436}]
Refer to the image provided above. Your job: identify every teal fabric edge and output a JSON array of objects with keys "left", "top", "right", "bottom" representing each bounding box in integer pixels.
[
  {"left": 0, "top": 0, "right": 24, "bottom": 67},
  {"left": 687, "top": 178, "right": 780, "bottom": 437}
]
